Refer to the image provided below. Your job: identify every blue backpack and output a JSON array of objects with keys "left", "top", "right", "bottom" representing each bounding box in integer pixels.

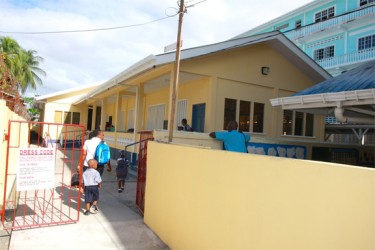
[{"left": 95, "top": 141, "right": 111, "bottom": 165}]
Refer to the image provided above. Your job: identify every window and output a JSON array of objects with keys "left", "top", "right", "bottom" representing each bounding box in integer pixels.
[
  {"left": 253, "top": 103, "right": 264, "bottom": 133},
  {"left": 224, "top": 98, "right": 237, "bottom": 129},
  {"left": 315, "top": 7, "right": 335, "bottom": 22},
  {"left": 305, "top": 113, "right": 314, "bottom": 137},
  {"left": 147, "top": 104, "right": 165, "bottom": 130},
  {"left": 223, "top": 98, "right": 264, "bottom": 133},
  {"left": 358, "top": 34, "right": 375, "bottom": 51},
  {"left": 294, "top": 112, "right": 304, "bottom": 136},
  {"left": 127, "top": 109, "right": 135, "bottom": 130},
  {"left": 64, "top": 112, "right": 71, "bottom": 124},
  {"left": 55, "top": 111, "right": 80, "bottom": 124},
  {"left": 72, "top": 112, "right": 80, "bottom": 125},
  {"left": 360, "top": 0, "right": 375, "bottom": 7},
  {"left": 283, "top": 110, "right": 293, "bottom": 135},
  {"left": 275, "top": 23, "right": 289, "bottom": 31},
  {"left": 177, "top": 99, "right": 188, "bottom": 127},
  {"left": 239, "top": 100, "right": 250, "bottom": 132},
  {"left": 283, "top": 110, "right": 314, "bottom": 137},
  {"left": 313, "top": 46, "right": 334, "bottom": 60},
  {"left": 295, "top": 20, "right": 302, "bottom": 29}
]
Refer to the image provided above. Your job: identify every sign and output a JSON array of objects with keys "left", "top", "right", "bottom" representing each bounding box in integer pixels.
[{"left": 17, "top": 148, "right": 56, "bottom": 191}]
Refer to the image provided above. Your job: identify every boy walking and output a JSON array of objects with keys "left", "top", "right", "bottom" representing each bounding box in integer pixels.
[{"left": 82, "top": 159, "right": 102, "bottom": 215}]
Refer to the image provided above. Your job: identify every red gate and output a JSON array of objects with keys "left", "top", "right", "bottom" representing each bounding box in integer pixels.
[
  {"left": 136, "top": 131, "right": 154, "bottom": 215},
  {"left": 1, "top": 120, "right": 85, "bottom": 230}
]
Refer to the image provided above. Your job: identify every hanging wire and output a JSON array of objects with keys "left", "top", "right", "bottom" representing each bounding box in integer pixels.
[{"left": 0, "top": 16, "right": 172, "bottom": 35}]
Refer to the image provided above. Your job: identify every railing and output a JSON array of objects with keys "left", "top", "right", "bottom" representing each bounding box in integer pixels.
[
  {"left": 284, "top": 5, "right": 375, "bottom": 40},
  {"left": 316, "top": 48, "right": 375, "bottom": 69}
]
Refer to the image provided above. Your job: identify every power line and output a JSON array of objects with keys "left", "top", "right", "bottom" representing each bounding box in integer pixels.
[{"left": 0, "top": 16, "right": 172, "bottom": 35}]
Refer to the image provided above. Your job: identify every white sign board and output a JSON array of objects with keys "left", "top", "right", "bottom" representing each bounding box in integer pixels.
[{"left": 17, "top": 148, "right": 56, "bottom": 191}]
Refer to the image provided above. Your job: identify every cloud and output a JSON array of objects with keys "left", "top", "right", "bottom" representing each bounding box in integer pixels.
[{"left": 0, "top": 0, "right": 312, "bottom": 96}]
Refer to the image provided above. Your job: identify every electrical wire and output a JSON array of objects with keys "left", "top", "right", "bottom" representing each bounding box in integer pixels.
[
  {"left": 0, "top": 16, "right": 172, "bottom": 35},
  {"left": 0, "top": 0, "right": 209, "bottom": 35}
]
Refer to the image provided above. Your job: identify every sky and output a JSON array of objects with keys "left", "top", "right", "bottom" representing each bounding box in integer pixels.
[{"left": 0, "top": 0, "right": 312, "bottom": 96}]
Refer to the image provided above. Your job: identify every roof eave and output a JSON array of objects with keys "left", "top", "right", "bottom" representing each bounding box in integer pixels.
[{"left": 270, "top": 88, "right": 375, "bottom": 109}]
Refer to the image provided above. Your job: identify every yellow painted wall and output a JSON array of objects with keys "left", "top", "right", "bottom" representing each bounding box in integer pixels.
[
  {"left": 0, "top": 100, "right": 27, "bottom": 209},
  {"left": 144, "top": 141, "right": 375, "bottom": 250}
]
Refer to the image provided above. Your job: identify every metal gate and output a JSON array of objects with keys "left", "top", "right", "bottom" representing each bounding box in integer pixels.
[
  {"left": 1, "top": 120, "right": 85, "bottom": 230},
  {"left": 136, "top": 131, "right": 154, "bottom": 215}
]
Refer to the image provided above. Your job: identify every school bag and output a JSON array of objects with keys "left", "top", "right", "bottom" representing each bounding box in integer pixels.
[
  {"left": 95, "top": 141, "right": 111, "bottom": 165},
  {"left": 116, "top": 157, "right": 129, "bottom": 178},
  {"left": 71, "top": 173, "right": 80, "bottom": 187}
]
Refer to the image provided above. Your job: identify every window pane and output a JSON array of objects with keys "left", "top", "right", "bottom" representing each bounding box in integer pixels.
[
  {"left": 72, "top": 112, "right": 80, "bottom": 125},
  {"left": 294, "top": 112, "right": 304, "bottom": 136},
  {"left": 283, "top": 110, "right": 293, "bottom": 135},
  {"left": 305, "top": 113, "right": 314, "bottom": 136},
  {"left": 224, "top": 98, "right": 237, "bottom": 129},
  {"left": 64, "top": 112, "right": 71, "bottom": 124},
  {"left": 253, "top": 103, "right": 264, "bottom": 133},
  {"left": 239, "top": 100, "right": 250, "bottom": 132}
]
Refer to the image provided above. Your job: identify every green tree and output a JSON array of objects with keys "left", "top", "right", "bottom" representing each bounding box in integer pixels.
[{"left": 0, "top": 36, "right": 46, "bottom": 94}]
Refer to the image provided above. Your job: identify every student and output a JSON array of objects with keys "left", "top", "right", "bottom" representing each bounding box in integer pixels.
[
  {"left": 116, "top": 151, "right": 129, "bottom": 193},
  {"left": 80, "top": 129, "right": 111, "bottom": 175},
  {"left": 82, "top": 159, "right": 102, "bottom": 215},
  {"left": 181, "top": 118, "right": 193, "bottom": 131},
  {"left": 209, "top": 120, "right": 250, "bottom": 153}
]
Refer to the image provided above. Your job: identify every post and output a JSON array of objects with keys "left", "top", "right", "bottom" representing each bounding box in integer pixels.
[{"left": 168, "top": 0, "right": 185, "bottom": 142}]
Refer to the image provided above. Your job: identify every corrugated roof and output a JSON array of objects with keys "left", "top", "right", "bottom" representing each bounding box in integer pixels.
[{"left": 293, "top": 59, "right": 375, "bottom": 96}]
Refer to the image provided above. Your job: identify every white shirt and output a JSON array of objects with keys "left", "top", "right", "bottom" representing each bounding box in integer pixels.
[{"left": 83, "top": 137, "right": 102, "bottom": 167}]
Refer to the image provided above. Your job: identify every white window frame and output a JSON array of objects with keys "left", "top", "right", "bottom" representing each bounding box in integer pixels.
[
  {"left": 147, "top": 104, "right": 166, "bottom": 130},
  {"left": 314, "top": 6, "right": 335, "bottom": 23},
  {"left": 282, "top": 111, "right": 314, "bottom": 137},
  {"left": 177, "top": 99, "right": 188, "bottom": 127},
  {"left": 127, "top": 109, "right": 135, "bottom": 131},
  {"left": 313, "top": 45, "right": 335, "bottom": 60},
  {"left": 358, "top": 34, "right": 375, "bottom": 51}
]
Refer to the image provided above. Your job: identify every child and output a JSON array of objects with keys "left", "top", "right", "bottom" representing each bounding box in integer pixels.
[
  {"left": 71, "top": 165, "right": 81, "bottom": 188},
  {"left": 116, "top": 151, "right": 129, "bottom": 193},
  {"left": 82, "top": 159, "right": 102, "bottom": 215}
]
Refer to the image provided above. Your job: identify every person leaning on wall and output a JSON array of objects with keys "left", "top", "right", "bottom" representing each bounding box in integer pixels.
[{"left": 209, "top": 120, "right": 250, "bottom": 153}]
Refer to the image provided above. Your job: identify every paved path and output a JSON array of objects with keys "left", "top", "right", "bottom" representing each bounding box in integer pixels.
[{"left": 7, "top": 160, "right": 168, "bottom": 250}]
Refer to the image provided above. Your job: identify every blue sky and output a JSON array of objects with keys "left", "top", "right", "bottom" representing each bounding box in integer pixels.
[{"left": 0, "top": 0, "right": 312, "bottom": 96}]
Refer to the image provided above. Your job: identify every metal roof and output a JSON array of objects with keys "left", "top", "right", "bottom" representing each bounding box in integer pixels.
[
  {"left": 74, "top": 31, "right": 331, "bottom": 105},
  {"left": 293, "top": 59, "right": 375, "bottom": 96}
]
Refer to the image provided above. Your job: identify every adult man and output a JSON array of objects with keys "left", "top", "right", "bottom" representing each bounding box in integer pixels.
[
  {"left": 209, "top": 121, "right": 250, "bottom": 153},
  {"left": 80, "top": 129, "right": 111, "bottom": 175}
]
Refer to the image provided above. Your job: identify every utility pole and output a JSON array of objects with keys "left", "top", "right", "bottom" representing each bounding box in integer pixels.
[{"left": 168, "top": 0, "right": 185, "bottom": 142}]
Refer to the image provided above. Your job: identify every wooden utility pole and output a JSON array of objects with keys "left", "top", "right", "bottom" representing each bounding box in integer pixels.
[{"left": 168, "top": 0, "right": 185, "bottom": 142}]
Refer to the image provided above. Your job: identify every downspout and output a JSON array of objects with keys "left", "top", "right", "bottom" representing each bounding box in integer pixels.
[{"left": 334, "top": 107, "right": 374, "bottom": 124}]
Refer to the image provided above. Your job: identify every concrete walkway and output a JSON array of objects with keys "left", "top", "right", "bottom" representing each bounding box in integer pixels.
[{"left": 7, "top": 163, "right": 168, "bottom": 250}]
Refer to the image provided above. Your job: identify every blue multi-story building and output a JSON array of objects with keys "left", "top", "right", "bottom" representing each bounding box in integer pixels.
[{"left": 236, "top": 0, "right": 375, "bottom": 76}]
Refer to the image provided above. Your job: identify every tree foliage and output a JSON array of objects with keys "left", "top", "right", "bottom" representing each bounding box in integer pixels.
[
  {"left": 0, "top": 36, "right": 45, "bottom": 119},
  {"left": 0, "top": 36, "right": 46, "bottom": 94}
]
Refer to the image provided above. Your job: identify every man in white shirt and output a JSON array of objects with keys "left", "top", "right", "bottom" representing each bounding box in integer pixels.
[{"left": 80, "top": 129, "right": 111, "bottom": 174}]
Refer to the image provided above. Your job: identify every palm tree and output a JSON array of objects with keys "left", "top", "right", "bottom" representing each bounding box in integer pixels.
[
  {"left": 0, "top": 36, "right": 45, "bottom": 94},
  {"left": 13, "top": 49, "right": 46, "bottom": 93}
]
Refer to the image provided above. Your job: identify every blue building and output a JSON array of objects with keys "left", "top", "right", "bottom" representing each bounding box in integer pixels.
[{"left": 236, "top": 0, "right": 375, "bottom": 76}]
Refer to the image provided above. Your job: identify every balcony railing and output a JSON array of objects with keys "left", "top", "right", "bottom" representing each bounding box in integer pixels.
[
  {"left": 284, "top": 5, "right": 375, "bottom": 41},
  {"left": 316, "top": 48, "right": 375, "bottom": 69}
]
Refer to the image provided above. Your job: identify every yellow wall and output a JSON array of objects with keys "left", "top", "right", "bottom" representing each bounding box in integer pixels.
[
  {"left": 144, "top": 141, "right": 375, "bottom": 250},
  {"left": 0, "top": 100, "right": 27, "bottom": 209}
]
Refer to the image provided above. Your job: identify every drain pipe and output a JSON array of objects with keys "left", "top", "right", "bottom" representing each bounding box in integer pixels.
[{"left": 334, "top": 107, "right": 374, "bottom": 124}]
